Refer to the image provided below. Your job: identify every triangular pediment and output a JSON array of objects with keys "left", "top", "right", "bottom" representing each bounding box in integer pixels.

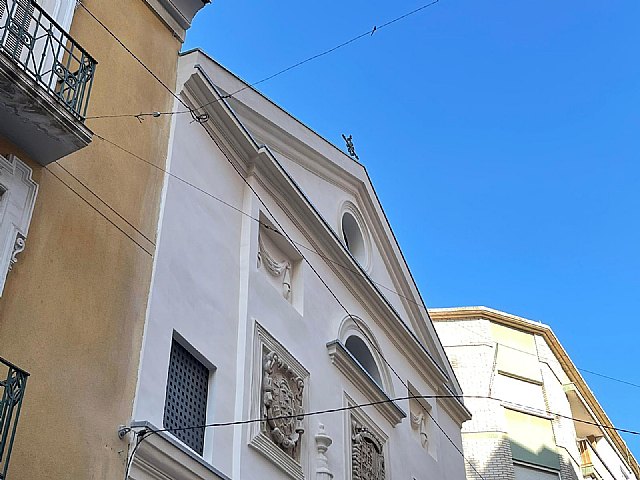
[{"left": 177, "top": 49, "right": 464, "bottom": 399}]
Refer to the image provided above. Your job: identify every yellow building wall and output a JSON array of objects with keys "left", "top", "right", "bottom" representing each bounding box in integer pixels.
[{"left": 0, "top": 0, "right": 182, "bottom": 478}]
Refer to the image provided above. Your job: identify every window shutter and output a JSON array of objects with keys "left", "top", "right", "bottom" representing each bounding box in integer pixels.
[{"left": 163, "top": 340, "right": 209, "bottom": 455}]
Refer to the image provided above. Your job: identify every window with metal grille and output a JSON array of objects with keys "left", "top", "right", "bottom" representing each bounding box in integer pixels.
[{"left": 163, "top": 340, "right": 209, "bottom": 455}]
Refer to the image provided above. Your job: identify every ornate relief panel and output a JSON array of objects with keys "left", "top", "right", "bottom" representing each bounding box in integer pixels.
[
  {"left": 0, "top": 154, "right": 38, "bottom": 296},
  {"left": 262, "top": 349, "right": 305, "bottom": 459},
  {"left": 250, "top": 322, "right": 309, "bottom": 480},
  {"left": 257, "top": 230, "right": 292, "bottom": 300},
  {"left": 408, "top": 384, "right": 438, "bottom": 460},
  {"left": 256, "top": 219, "right": 303, "bottom": 313},
  {"left": 345, "top": 394, "right": 388, "bottom": 480},
  {"left": 351, "top": 419, "right": 385, "bottom": 480}
]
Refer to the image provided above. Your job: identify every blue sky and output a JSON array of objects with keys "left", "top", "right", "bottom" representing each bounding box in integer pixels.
[{"left": 185, "top": 1, "right": 640, "bottom": 458}]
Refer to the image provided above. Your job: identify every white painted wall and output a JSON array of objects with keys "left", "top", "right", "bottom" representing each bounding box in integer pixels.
[{"left": 132, "top": 54, "right": 468, "bottom": 480}]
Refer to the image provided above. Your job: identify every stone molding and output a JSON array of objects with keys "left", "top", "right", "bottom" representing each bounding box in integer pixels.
[
  {"left": 257, "top": 230, "right": 292, "bottom": 300},
  {"left": 128, "top": 421, "right": 229, "bottom": 480},
  {"left": 0, "top": 154, "right": 38, "bottom": 296},
  {"left": 142, "top": 0, "right": 209, "bottom": 42},
  {"left": 326, "top": 340, "right": 405, "bottom": 426},
  {"left": 180, "top": 63, "right": 467, "bottom": 413}
]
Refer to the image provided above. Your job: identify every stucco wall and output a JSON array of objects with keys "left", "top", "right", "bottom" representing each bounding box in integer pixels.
[
  {"left": 0, "top": 0, "right": 182, "bottom": 478},
  {"left": 133, "top": 88, "right": 468, "bottom": 480}
]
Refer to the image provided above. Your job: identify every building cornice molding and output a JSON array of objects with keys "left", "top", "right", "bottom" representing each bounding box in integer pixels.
[
  {"left": 180, "top": 65, "right": 469, "bottom": 415},
  {"left": 436, "top": 383, "right": 474, "bottom": 426},
  {"left": 129, "top": 421, "right": 230, "bottom": 480},
  {"left": 326, "top": 340, "right": 406, "bottom": 426},
  {"left": 142, "top": 0, "right": 209, "bottom": 42},
  {"left": 183, "top": 52, "right": 464, "bottom": 399},
  {"left": 224, "top": 87, "right": 457, "bottom": 380},
  {"left": 429, "top": 306, "right": 640, "bottom": 478}
]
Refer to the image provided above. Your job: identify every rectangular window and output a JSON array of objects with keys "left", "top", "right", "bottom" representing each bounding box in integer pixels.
[
  {"left": 493, "top": 373, "right": 546, "bottom": 412},
  {"left": 505, "top": 409, "right": 560, "bottom": 470},
  {"left": 513, "top": 462, "right": 560, "bottom": 480},
  {"left": 163, "top": 340, "right": 209, "bottom": 455}
]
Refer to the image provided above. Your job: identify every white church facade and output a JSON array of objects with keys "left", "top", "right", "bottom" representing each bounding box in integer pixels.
[{"left": 127, "top": 49, "right": 471, "bottom": 480}]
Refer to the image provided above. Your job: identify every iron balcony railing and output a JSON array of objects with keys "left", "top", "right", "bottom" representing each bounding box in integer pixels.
[
  {"left": 0, "top": 0, "right": 97, "bottom": 119},
  {"left": 0, "top": 356, "right": 28, "bottom": 480}
]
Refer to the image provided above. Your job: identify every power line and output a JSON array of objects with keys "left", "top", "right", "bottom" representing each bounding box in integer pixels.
[
  {"left": 123, "top": 392, "right": 640, "bottom": 478},
  {"left": 44, "top": 167, "right": 153, "bottom": 256},
  {"left": 56, "top": 163, "right": 156, "bottom": 247},
  {"left": 76, "top": 2, "right": 187, "bottom": 111},
  {"left": 92, "top": 131, "right": 485, "bottom": 480},
  {"left": 130, "top": 394, "right": 640, "bottom": 436},
  {"left": 92, "top": 129, "right": 640, "bottom": 396},
  {"left": 93, "top": 125, "right": 640, "bottom": 392},
  {"left": 85, "top": 0, "right": 440, "bottom": 122},
  {"left": 577, "top": 368, "right": 640, "bottom": 390},
  {"left": 73, "top": 6, "right": 635, "bottom": 480}
]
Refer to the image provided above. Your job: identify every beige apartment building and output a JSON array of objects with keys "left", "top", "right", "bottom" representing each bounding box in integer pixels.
[
  {"left": 0, "top": 0, "right": 207, "bottom": 478},
  {"left": 431, "top": 306, "right": 639, "bottom": 480}
]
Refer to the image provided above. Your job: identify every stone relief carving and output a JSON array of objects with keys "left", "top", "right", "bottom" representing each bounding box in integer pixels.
[
  {"left": 410, "top": 411, "right": 428, "bottom": 449},
  {"left": 257, "top": 232, "right": 292, "bottom": 299},
  {"left": 351, "top": 418, "right": 385, "bottom": 480},
  {"left": 0, "top": 154, "right": 38, "bottom": 296},
  {"left": 8, "top": 232, "right": 26, "bottom": 271},
  {"left": 262, "top": 348, "right": 305, "bottom": 460}
]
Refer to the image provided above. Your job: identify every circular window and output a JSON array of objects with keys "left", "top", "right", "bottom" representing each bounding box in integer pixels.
[{"left": 341, "top": 211, "right": 366, "bottom": 265}]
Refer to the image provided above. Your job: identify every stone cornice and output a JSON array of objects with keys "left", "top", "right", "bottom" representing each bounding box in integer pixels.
[
  {"left": 326, "top": 340, "right": 406, "bottom": 426},
  {"left": 142, "top": 0, "right": 209, "bottom": 42},
  {"left": 179, "top": 51, "right": 464, "bottom": 399},
  {"left": 429, "top": 306, "right": 640, "bottom": 478},
  {"left": 129, "top": 421, "right": 230, "bottom": 479},
  {"left": 179, "top": 64, "right": 470, "bottom": 419}
]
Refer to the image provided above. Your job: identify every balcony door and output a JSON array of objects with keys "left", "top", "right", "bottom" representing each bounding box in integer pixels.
[
  {"left": 37, "top": 0, "right": 75, "bottom": 31},
  {"left": 1, "top": 0, "right": 81, "bottom": 111}
]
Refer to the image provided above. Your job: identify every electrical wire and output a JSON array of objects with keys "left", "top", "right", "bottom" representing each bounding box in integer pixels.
[
  {"left": 76, "top": 2, "right": 188, "bottom": 111},
  {"left": 133, "top": 394, "right": 640, "bottom": 436},
  {"left": 122, "top": 393, "right": 640, "bottom": 477},
  {"left": 85, "top": 0, "right": 440, "bottom": 121},
  {"left": 92, "top": 131, "right": 640, "bottom": 394},
  {"left": 56, "top": 163, "right": 156, "bottom": 247},
  {"left": 183, "top": 94, "right": 485, "bottom": 480},
  {"left": 70, "top": 6, "right": 637, "bottom": 480},
  {"left": 92, "top": 124, "right": 640, "bottom": 403},
  {"left": 44, "top": 167, "right": 154, "bottom": 256}
]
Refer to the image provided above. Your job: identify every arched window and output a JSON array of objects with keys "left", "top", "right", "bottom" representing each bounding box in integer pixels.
[
  {"left": 341, "top": 211, "right": 366, "bottom": 265},
  {"left": 345, "top": 335, "right": 382, "bottom": 387}
]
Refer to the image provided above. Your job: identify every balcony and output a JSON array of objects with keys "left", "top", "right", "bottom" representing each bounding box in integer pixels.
[
  {"left": 0, "top": 356, "right": 28, "bottom": 479},
  {"left": 0, "top": 0, "right": 97, "bottom": 165},
  {"left": 578, "top": 439, "right": 617, "bottom": 480}
]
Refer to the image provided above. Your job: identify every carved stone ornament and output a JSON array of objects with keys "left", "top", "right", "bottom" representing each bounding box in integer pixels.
[
  {"left": 315, "top": 423, "right": 334, "bottom": 479},
  {"left": 8, "top": 232, "right": 26, "bottom": 271},
  {"left": 257, "top": 233, "right": 292, "bottom": 299},
  {"left": 351, "top": 418, "right": 385, "bottom": 480},
  {"left": 410, "top": 411, "right": 428, "bottom": 449},
  {"left": 0, "top": 154, "right": 38, "bottom": 296},
  {"left": 262, "top": 349, "right": 305, "bottom": 460}
]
